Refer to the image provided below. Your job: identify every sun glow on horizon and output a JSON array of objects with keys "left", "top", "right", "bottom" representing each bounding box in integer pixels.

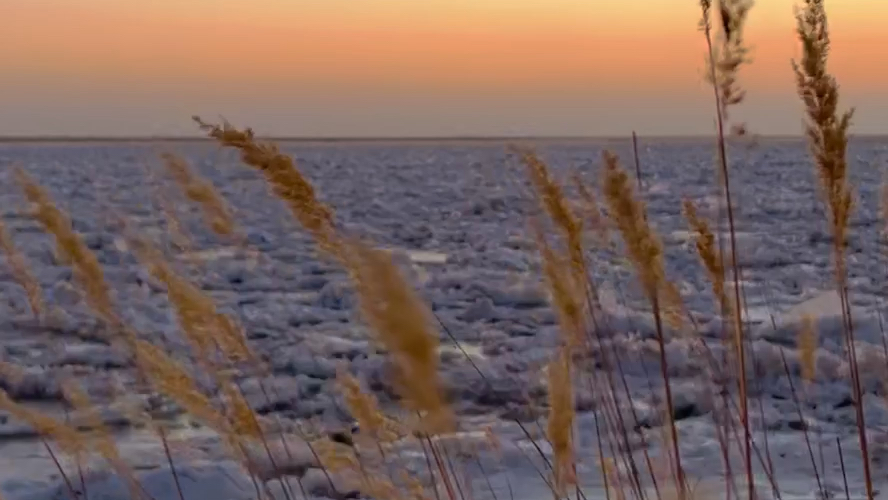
[{"left": 1, "top": 0, "right": 886, "bottom": 136}]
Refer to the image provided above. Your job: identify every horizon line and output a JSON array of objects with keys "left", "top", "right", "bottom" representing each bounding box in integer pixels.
[{"left": 3, "top": 133, "right": 888, "bottom": 144}]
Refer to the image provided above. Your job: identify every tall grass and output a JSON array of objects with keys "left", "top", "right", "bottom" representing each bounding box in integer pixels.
[
  {"left": 0, "top": 2, "right": 873, "bottom": 500},
  {"left": 791, "top": 0, "right": 871, "bottom": 496}
]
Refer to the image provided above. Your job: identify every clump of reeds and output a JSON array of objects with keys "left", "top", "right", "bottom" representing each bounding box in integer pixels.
[
  {"left": 792, "top": 0, "right": 871, "bottom": 495},
  {"left": 601, "top": 150, "right": 685, "bottom": 497},
  {"left": 196, "top": 118, "right": 452, "bottom": 434},
  {"left": 0, "top": 216, "right": 45, "bottom": 320},
  {"left": 160, "top": 152, "right": 241, "bottom": 241}
]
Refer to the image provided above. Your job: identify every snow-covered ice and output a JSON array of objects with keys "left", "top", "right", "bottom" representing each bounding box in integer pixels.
[{"left": 1, "top": 137, "right": 888, "bottom": 499}]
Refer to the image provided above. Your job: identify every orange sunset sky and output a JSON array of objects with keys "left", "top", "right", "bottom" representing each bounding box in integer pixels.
[{"left": 1, "top": 0, "right": 886, "bottom": 137}]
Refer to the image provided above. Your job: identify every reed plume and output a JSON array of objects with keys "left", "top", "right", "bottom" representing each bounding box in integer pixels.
[
  {"left": 793, "top": 0, "right": 854, "bottom": 250},
  {"left": 143, "top": 161, "right": 193, "bottom": 252},
  {"left": 601, "top": 150, "right": 685, "bottom": 497},
  {"left": 14, "top": 169, "right": 119, "bottom": 329},
  {"left": 0, "top": 216, "right": 45, "bottom": 320},
  {"left": 337, "top": 371, "right": 400, "bottom": 443},
  {"left": 798, "top": 315, "right": 817, "bottom": 383},
  {"left": 546, "top": 348, "right": 575, "bottom": 496},
  {"left": 792, "top": 1, "right": 870, "bottom": 495},
  {"left": 682, "top": 199, "right": 731, "bottom": 329},
  {"left": 133, "top": 339, "right": 229, "bottom": 433},
  {"left": 161, "top": 152, "right": 240, "bottom": 240},
  {"left": 193, "top": 117, "right": 338, "bottom": 254},
  {"left": 601, "top": 152, "right": 666, "bottom": 299},
  {"left": 699, "top": 0, "right": 755, "bottom": 494},
  {"left": 0, "top": 389, "right": 85, "bottom": 455},
  {"left": 343, "top": 240, "right": 453, "bottom": 433},
  {"left": 62, "top": 381, "right": 147, "bottom": 500},
  {"left": 537, "top": 233, "right": 585, "bottom": 348},
  {"left": 572, "top": 172, "right": 610, "bottom": 248},
  {"left": 517, "top": 149, "right": 589, "bottom": 307},
  {"left": 127, "top": 232, "right": 254, "bottom": 364}
]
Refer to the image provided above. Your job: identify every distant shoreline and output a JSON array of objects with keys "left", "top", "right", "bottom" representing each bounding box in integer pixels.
[{"left": 0, "top": 134, "right": 885, "bottom": 146}]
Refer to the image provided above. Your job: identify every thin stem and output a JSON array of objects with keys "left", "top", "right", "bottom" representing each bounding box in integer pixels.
[{"left": 701, "top": 14, "right": 753, "bottom": 500}]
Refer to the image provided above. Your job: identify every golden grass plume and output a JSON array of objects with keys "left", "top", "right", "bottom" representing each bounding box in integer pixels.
[
  {"left": 546, "top": 348, "right": 575, "bottom": 496},
  {"left": 798, "top": 314, "right": 818, "bottom": 382},
  {"left": 193, "top": 117, "right": 338, "bottom": 254},
  {"left": 0, "top": 389, "right": 86, "bottom": 456},
  {"left": 14, "top": 168, "right": 118, "bottom": 327},
  {"left": 127, "top": 232, "right": 254, "bottom": 364},
  {"left": 682, "top": 199, "right": 731, "bottom": 324},
  {"left": 792, "top": 0, "right": 854, "bottom": 248},
  {"left": 0, "top": 216, "right": 45, "bottom": 320},
  {"left": 601, "top": 152, "right": 674, "bottom": 311},
  {"left": 343, "top": 240, "right": 453, "bottom": 433},
  {"left": 572, "top": 172, "right": 611, "bottom": 248},
  {"left": 161, "top": 152, "right": 240, "bottom": 240},
  {"left": 337, "top": 370, "right": 400, "bottom": 443}
]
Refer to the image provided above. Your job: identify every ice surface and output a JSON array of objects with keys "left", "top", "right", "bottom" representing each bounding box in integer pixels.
[{"left": 2, "top": 137, "right": 888, "bottom": 499}]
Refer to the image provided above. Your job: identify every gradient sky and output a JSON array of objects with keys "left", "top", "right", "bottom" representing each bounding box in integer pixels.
[{"left": 2, "top": 0, "right": 886, "bottom": 137}]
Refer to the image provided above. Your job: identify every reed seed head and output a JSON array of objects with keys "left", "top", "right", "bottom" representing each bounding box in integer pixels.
[
  {"left": 0, "top": 389, "right": 86, "bottom": 456},
  {"left": 798, "top": 314, "right": 818, "bottom": 382},
  {"left": 161, "top": 152, "right": 240, "bottom": 240},
  {"left": 601, "top": 152, "right": 666, "bottom": 298},
  {"left": 194, "top": 117, "right": 339, "bottom": 255},
  {"left": 14, "top": 169, "right": 118, "bottom": 328},
  {"left": 547, "top": 348, "right": 575, "bottom": 496},
  {"left": 792, "top": 0, "right": 854, "bottom": 249},
  {"left": 343, "top": 239, "right": 453, "bottom": 433},
  {"left": 682, "top": 199, "right": 730, "bottom": 320},
  {"left": 0, "top": 216, "right": 44, "bottom": 320}
]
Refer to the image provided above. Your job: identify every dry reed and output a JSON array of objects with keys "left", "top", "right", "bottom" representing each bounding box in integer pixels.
[
  {"left": 61, "top": 381, "right": 148, "bottom": 500},
  {"left": 133, "top": 339, "right": 229, "bottom": 434},
  {"left": 337, "top": 371, "right": 400, "bottom": 443},
  {"left": 698, "top": 0, "right": 755, "bottom": 495},
  {"left": 792, "top": 0, "right": 871, "bottom": 496},
  {"left": 14, "top": 168, "right": 119, "bottom": 330},
  {"left": 601, "top": 150, "right": 685, "bottom": 497},
  {"left": 682, "top": 199, "right": 731, "bottom": 330},
  {"left": 196, "top": 117, "right": 452, "bottom": 434},
  {"left": 127, "top": 232, "right": 253, "bottom": 365},
  {"left": 798, "top": 314, "right": 817, "bottom": 383},
  {"left": 546, "top": 349, "right": 575, "bottom": 496},
  {"left": 572, "top": 172, "right": 610, "bottom": 249},
  {"left": 160, "top": 153, "right": 240, "bottom": 240},
  {"left": 193, "top": 117, "right": 338, "bottom": 254},
  {"left": 0, "top": 216, "right": 45, "bottom": 320},
  {"left": 344, "top": 239, "right": 453, "bottom": 433}
]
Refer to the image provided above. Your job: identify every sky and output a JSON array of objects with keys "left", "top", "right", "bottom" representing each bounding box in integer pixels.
[{"left": 1, "top": 0, "right": 886, "bottom": 137}]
